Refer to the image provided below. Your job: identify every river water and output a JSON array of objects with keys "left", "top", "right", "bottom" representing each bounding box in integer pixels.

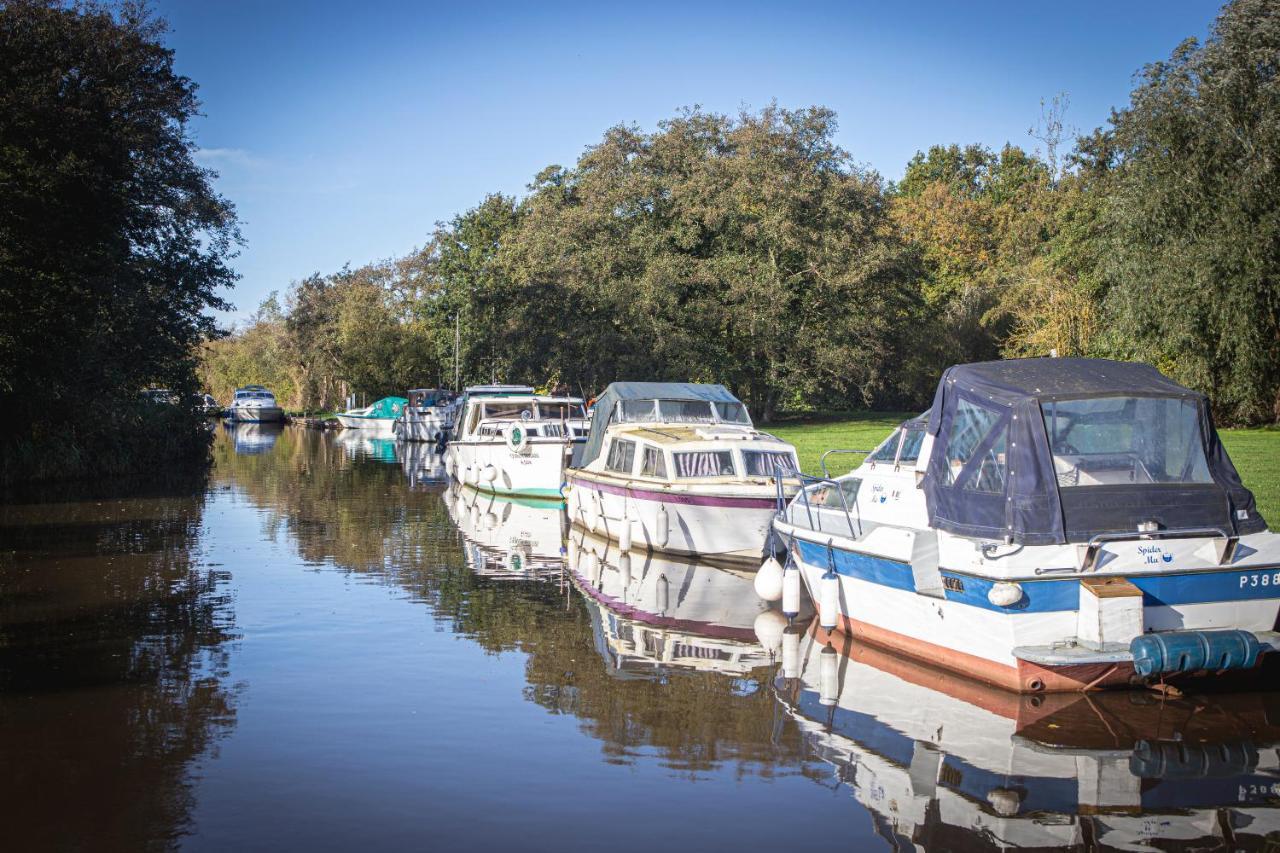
[{"left": 3, "top": 424, "right": 1280, "bottom": 851}]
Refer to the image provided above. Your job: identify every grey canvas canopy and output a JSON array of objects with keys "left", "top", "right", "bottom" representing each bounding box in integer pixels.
[
  {"left": 921, "top": 358, "right": 1264, "bottom": 545},
  {"left": 575, "top": 382, "right": 744, "bottom": 469}
]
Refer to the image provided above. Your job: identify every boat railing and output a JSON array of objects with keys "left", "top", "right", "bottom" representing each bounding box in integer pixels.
[
  {"left": 774, "top": 472, "right": 861, "bottom": 541},
  {"left": 818, "top": 448, "right": 874, "bottom": 479}
]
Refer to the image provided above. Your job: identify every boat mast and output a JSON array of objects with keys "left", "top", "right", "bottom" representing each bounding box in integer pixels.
[{"left": 453, "top": 313, "right": 460, "bottom": 391}]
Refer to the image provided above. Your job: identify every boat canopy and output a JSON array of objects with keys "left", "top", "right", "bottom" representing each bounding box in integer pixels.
[
  {"left": 921, "top": 358, "right": 1263, "bottom": 545},
  {"left": 365, "top": 397, "right": 408, "bottom": 419},
  {"left": 577, "top": 382, "right": 747, "bottom": 469}
]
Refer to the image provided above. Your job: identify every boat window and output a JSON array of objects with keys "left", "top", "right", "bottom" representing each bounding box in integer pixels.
[
  {"left": 898, "top": 429, "right": 926, "bottom": 464},
  {"left": 538, "top": 402, "right": 586, "bottom": 421},
  {"left": 484, "top": 402, "right": 535, "bottom": 421},
  {"left": 806, "top": 478, "right": 859, "bottom": 508},
  {"left": 945, "top": 399, "right": 1002, "bottom": 486},
  {"left": 840, "top": 477, "right": 862, "bottom": 504},
  {"left": 867, "top": 430, "right": 901, "bottom": 463},
  {"left": 673, "top": 450, "right": 735, "bottom": 478},
  {"left": 640, "top": 445, "right": 667, "bottom": 478},
  {"left": 605, "top": 439, "right": 637, "bottom": 474},
  {"left": 465, "top": 404, "right": 482, "bottom": 435},
  {"left": 968, "top": 429, "right": 1008, "bottom": 493},
  {"left": 713, "top": 401, "right": 751, "bottom": 424},
  {"left": 659, "top": 400, "right": 715, "bottom": 423},
  {"left": 742, "top": 450, "right": 798, "bottom": 477},
  {"left": 619, "top": 400, "right": 658, "bottom": 422},
  {"left": 1041, "top": 396, "right": 1212, "bottom": 487}
]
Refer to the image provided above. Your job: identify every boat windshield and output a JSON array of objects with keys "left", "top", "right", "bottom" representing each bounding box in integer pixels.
[
  {"left": 482, "top": 401, "right": 535, "bottom": 421},
  {"left": 617, "top": 399, "right": 751, "bottom": 425},
  {"left": 1041, "top": 396, "right": 1213, "bottom": 487},
  {"left": 537, "top": 402, "right": 587, "bottom": 421}
]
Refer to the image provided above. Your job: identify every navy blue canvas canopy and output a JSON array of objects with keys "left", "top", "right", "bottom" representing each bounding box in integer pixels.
[
  {"left": 921, "top": 358, "right": 1264, "bottom": 545},
  {"left": 575, "top": 382, "right": 742, "bottom": 469}
]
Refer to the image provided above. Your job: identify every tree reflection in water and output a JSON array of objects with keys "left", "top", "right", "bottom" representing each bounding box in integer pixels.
[
  {"left": 0, "top": 473, "right": 237, "bottom": 849},
  {"left": 216, "top": 429, "right": 817, "bottom": 782}
]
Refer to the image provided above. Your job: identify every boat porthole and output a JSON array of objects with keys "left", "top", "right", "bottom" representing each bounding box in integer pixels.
[{"left": 1027, "top": 678, "right": 1045, "bottom": 693}]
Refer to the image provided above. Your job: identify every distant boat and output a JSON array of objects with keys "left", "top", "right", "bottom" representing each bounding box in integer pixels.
[
  {"left": 227, "top": 385, "right": 284, "bottom": 423},
  {"left": 335, "top": 396, "right": 407, "bottom": 437},
  {"left": 394, "top": 388, "right": 457, "bottom": 443}
]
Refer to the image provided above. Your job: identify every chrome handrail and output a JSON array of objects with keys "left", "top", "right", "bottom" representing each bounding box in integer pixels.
[{"left": 819, "top": 448, "right": 874, "bottom": 479}]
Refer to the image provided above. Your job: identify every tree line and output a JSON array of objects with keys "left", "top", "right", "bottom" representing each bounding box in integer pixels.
[{"left": 203, "top": 0, "right": 1278, "bottom": 425}]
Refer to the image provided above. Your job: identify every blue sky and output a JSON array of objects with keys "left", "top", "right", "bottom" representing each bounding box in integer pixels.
[{"left": 155, "top": 0, "right": 1223, "bottom": 325}]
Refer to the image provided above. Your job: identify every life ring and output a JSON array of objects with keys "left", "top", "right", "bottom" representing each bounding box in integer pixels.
[{"left": 505, "top": 423, "right": 531, "bottom": 454}]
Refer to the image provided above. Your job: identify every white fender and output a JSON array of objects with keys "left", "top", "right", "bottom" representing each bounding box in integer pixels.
[
  {"left": 618, "top": 519, "right": 632, "bottom": 552},
  {"left": 782, "top": 562, "right": 801, "bottom": 619},
  {"left": 754, "top": 556, "right": 784, "bottom": 602},
  {"left": 753, "top": 610, "right": 787, "bottom": 653},
  {"left": 586, "top": 490, "right": 600, "bottom": 533},
  {"left": 481, "top": 465, "right": 498, "bottom": 484},
  {"left": 819, "top": 644, "right": 839, "bottom": 706},
  {"left": 656, "top": 573, "right": 669, "bottom": 614},
  {"left": 782, "top": 626, "right": 801, "bottom": 679},
  {"left": 655, "top": 504, "right": 669, "bottom": 547},
  {"left": 618, "top": 552, "right": 632, "bottom": 598},
  {"left": 819, "top": 568, "right": 840, "bottom": 630}
]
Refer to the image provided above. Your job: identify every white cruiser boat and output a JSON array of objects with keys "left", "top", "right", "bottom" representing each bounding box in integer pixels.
[
  {"left": 779, "top": 624, "right": 1280, "bottom": 850},
  {"left": 447, "top": 484, "right": 567, "bottom": 579},
  {"left": 444, "top": 385, "right": 588, "bottom": 500},
  {"left": 227, "top": 385, "right": 284, "bottom": 423},
  {"left": 394, "top": 388, "right": 457, "bottom": 443},
  {"left": 773, "top": 358, "right": 1279, "bottom": 693},
  {"left": 566, "top": 382, "right": 800, "bottom": 567},
  {"left": 567, "top": 528, "right": 796, "bottom": 676},
  {"left": 335, "top": 396, "right": 406, "bottom": 437}
]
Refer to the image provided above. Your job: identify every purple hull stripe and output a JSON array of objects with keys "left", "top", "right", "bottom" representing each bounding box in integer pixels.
[
  {"left": 571, "top": 475, "right": 778, "bottom": 509},
  {"left": 568, "top": 568, "right": 758, "bottom": 642}
]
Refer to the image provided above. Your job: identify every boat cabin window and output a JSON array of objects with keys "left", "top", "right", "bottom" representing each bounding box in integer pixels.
[
  {"left": 619, "top": 400, "right": 658, "bottom": 422},
  {"left": 944, "top": 399, "right": 1005, "bottom": 487},
  {"left": 606, "top": 439, "right": 637, "bottom": 474},
  {"left": 1041, "top": 396, "right": 1213, "bottom": 487},
  {"left": 660, "top": 400, "right": 715, "bottom": 423},
  {"left": 742, "top": 450, "right": 798, "bottom": 478},
  {"left": 483, "top": 402, "right": 535, "bottom": 421},
  {"left": 538, "top": 402, "right": 586, "bottom": 421},
  {"left": 639, "top": 445, "right": 667, "bottom": 478},
  {"left": 713, "top": 401, "right": 750, "bottom": 424},
  {"left": 673, "top": 450, "right": 735, "bottom": 478}
]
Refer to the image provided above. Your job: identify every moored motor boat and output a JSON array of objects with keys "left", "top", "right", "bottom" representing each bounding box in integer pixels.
[
  {"left": 772, "top": 357, "right": 1280, "bottom": 693},
  {"left": 335, "top": 396, "right": 407, "bottom": 437},
  {"left": 394, "top": 387, "right": 457, "bottom": 443},
  {"left": 565, "top": 382, "right": 800, "bottom": 567},
  {"left": 444, "top": 385, "right": 589, "bottom": 500},
  {"left": 227, "top": 385, "right": 284, "bottom": 423}
]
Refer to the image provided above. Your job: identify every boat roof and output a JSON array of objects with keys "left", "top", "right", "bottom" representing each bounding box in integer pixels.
[
  {"left": 940, "top": 357, "right": 1199, "bottom": 405},
  {"left": 594, "top": 381, "right": 740, "bottom": 403},
  {"left": 612, "top": 425, "right": 779, "bottom": 447},
  {"left": 462, "top": 384, "right": 534, "bottom": 396}
]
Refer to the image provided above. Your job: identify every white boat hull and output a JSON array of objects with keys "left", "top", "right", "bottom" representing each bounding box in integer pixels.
[
  {"left": 335, "top": 414, "right": 397, "bottom": 436},
  {"left": 565, "top": 474, "right": 778, "bottom": 566},
  {"left": 445, "top": 439, "right": 573, "bottom": 500},
  {"left": 229, "top": 404, "right": 284, "bottom": 423}
]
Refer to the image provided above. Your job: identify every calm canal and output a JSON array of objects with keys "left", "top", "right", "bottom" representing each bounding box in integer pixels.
[{"left": 3, "top": 425, "right": 1280, "bottom": 850}]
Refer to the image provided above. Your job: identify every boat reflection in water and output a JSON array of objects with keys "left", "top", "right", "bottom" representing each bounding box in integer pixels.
[
  {"left": 398, "top": 441, "right": 448, "bottom": 490},
  {"left": 566, "top": 529, "right": 802, "bottom": 677},
  {"left": 334, "top": 431, "right": 398, "bottom": 463},
  {"left": 223, "top": 421, "right": 284, "bottom": 455},
  {"left": 446, "top": 484, "right": 567, "bottom": 579},
  {"left": 778, "top": 625, "right": 1280, "bottom": 850}
]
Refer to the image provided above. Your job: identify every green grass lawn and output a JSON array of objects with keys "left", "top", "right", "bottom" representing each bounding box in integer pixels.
[{"left": 767, "top": 413, "right": 1280, "bottom": 524}]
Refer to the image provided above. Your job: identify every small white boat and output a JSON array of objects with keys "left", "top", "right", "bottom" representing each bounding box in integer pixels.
[
  {"left": 444, "top": 385, "right": 589, "bottom": 500},
  {"left": 772, "top": 357, "right": 1280, "bottom": 693},
  {"left": 567, "top": 528, "right": 800, "bottom": 676},
  {"left": 447, "top": 483, "right": 567, "bottom": 578},
  {"left": 565, "top": 382, "right": 800, "bottom": 567},
  {"left": 778, "top": 623, "right": 1280, "bottom": 849},
  {"left": 227, "top": 385, "right": 284, "bottom": 423},
  {"left": 334, "top": 396, "right": 407, "bottom": 437},
  {"left": 393, "top": 388, "right": 457, "bottom": 443}
]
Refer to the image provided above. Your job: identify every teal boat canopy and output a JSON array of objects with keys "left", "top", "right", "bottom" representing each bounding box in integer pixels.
[
  {"left": 366, "top": 397, "right": 407, "bottom": 419},
  {"left": 575, "top": 382, "right": 746, "bottom": 469}
]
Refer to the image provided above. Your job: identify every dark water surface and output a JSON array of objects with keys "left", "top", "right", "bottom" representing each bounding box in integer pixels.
[{"left": 4, "top": 426, "right": 1280, "bottom": 851}]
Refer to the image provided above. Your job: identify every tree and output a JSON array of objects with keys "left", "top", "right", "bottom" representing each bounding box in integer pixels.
[
  {"left": 1097, "top": 0, "right": 1280, "bottom": 423},
  {"left": 0, "top": 0, "right": 239, "bottom": 480}
]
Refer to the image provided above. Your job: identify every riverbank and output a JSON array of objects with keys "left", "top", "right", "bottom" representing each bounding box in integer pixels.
[{"left": 768, "top": 413, "right": 1280, "bottom": 523}]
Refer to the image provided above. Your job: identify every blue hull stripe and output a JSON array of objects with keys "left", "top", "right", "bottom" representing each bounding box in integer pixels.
[{"left": 795, "top": 540, "right": 1280, "bottom": 613}]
